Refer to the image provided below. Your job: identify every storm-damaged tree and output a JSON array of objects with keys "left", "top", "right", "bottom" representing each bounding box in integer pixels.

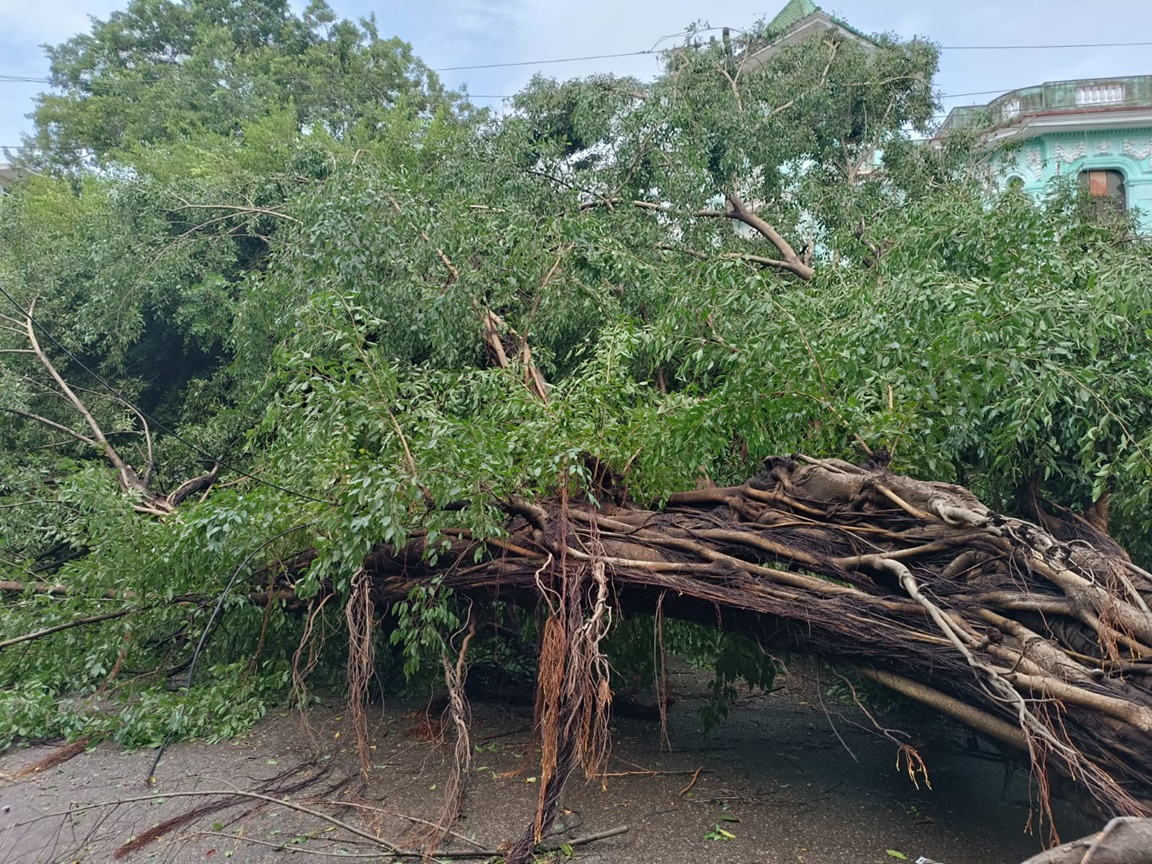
[
  {"left": 504, "top": 23, "right": 939, "bottom": 281},
  {"left": 3, "top": 8, "right": 1152, "bottom": 864}
]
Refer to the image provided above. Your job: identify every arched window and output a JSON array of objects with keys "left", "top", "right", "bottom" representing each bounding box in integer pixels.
[{"left": 1079, "top": 168, "right": 1126, "bottom": 211}]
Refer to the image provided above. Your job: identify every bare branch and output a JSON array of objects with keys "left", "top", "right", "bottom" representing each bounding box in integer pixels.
[
  {"left": 716, "top": 62, "right": 744, "bottom": 114},
  {"left": 580, "top": 197, "right": 813, "bottom": 279},
  {"left": 603, "top": 85, "right": 649, "bottom": 101},
  {"left": 386, "top": 192, "right": 457, "bottom": 287},
  {"left": 22, "top": 300, "right": 153, "bottom": 499},
  {"left": 1, "top": 407, "right": 99, "bottom": 447},
  {"left": 482, "top": 310, "right": 549, "bottom": 403},
  {"left": 108, "top": 395, "right": 156, "bottom": 485},
  {"left": 166, "top": 463, "right": 220, "bottom": 507},
  {"left": 420, "top": 231, "right": 459, "bottom": 286},
  {"left": 722, "top": 192, "right": 815, "bottom": 280},
  {"left": 657, "top": 243, "right": 796, "bottom": 271},
  {"left": 0, "top": 609, "right": 131, "bottom": 651}
]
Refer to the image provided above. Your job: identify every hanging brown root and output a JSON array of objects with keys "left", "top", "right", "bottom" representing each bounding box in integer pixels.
[
  {"left": 420, "top": 604, "right": 477, "bottom": 857},
  {"left": 290, "top": 593, "right": 336, "bottom": 756},
  {"left": 343, "top": 568, "right": 376, "bottom": 778},
  {"left": 502, "top": 497, "right": 614, "bottom": 864},
  {"left": 360, "top": 455, "right": 1152, "bottom": 833}
]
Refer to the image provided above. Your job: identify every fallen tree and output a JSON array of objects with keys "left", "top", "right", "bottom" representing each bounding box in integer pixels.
[
  {"left": 7, "top": 455, "right": 1151, "bottom": 862},
  {"left": 6, "top": 7, "right": 1152, "bottom": 862},
  {"left": 342, "top": 455, "right": 1152, "bottom": 860}
]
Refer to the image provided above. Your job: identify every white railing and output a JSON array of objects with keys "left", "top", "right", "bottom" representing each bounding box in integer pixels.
[{"left": 1075, "top": 84, "right": 1125, "bottom": 106}]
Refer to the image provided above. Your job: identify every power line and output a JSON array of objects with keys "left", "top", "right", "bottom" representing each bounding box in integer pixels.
[
  {"left": 432, "top": 41, "right": 1152, "bottom": 72},
  {"left": 0, "top": 283, "right": 328, "bottom": 506},
  {"left": 940, "top": 88, "right": 1024, "bottom": 100},
  {"left": 0, "top": 51, "right": 661, "bottom": 84},
  {"left": 940, "top": 41, "right": 1152, "bottom": 50},
  {"left": 3, "top": 37, "right": 1152, "bottom": 86},
  {"left": 433, "top": 49, "right": 657, "bottom": 72}
]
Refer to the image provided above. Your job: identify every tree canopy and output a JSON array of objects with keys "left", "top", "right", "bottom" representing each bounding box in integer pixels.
[
  {"left": 3, "top": 4, "right": 1152, "bottom": 858},
  {"left": 23, "top": 0, "right": 459, "bottom": 167}
]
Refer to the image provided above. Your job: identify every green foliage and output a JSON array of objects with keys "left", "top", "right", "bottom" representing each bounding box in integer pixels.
[
  {"left": 389, "top": 584, "right": 460, "bottom": 680},
  {"left": 3, "top": 5, "right": 1152, "bottom": 749},
  {"left": 0, "top": 660, "right": 287, "bottom": 750},
  {"left": 704, "top": 818, "right": 739, "bottom": 841},
  {"left": 24, "top": 0, "right": 463, "bottom": 168}
]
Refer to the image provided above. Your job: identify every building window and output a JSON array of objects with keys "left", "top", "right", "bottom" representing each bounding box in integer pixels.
[
  {"left": 1075, "top": 83, "right": 1125, "bottom": 106},
  {"left": 1079, "top": 168, "right": 1126, "bottom": 215}
]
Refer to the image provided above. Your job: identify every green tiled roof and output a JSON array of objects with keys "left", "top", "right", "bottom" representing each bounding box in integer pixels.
[
  {"left": 765, "top": 0, "right": 874, "bottom": 45},
  {"left": 767, "top": 0, "right": 819, "bottom": 32}
]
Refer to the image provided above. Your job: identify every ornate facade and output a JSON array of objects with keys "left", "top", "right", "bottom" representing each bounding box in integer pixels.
[{"left": 939, "top": 76, "right": 1152, "bottom": 231}]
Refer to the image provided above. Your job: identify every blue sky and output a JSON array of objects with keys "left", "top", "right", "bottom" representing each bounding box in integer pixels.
[{"left": 3, "top": 0, "right": 1152, "bottom": 153}]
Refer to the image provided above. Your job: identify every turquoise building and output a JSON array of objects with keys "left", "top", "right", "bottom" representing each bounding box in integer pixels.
[
  {"left": 759, "top": 2, "right": 1152, "bottom": 232},
  {"left": 940, "top": 76, "right": 1152, "bottom": 232}
]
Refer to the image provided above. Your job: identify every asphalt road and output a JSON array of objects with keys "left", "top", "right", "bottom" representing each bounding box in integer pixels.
[{"left": 0, "top": 664, "right": 1098, "bottom": 864}]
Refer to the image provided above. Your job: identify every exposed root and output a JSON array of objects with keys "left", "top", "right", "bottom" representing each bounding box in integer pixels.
[
  {"left": 360, "top": 456, "right": 1152, "bottom": 828},
  {"left": 506, "top": 497, "right": 614, "bottom": 864},
  {"left": 1021, "top": 817, "right": 1152, "bottom": 864},
  {"left": 291, "top": 593, "right": 336, "bottom": 755},
  {"left": 421, "top": 604, "right": 477, "bottom": 856},
  {"left": 113, "top": 762, "right": 338, "bottom": 858},
  {"left": 343, "top": 568, "right": 376, "bottom": 778}
]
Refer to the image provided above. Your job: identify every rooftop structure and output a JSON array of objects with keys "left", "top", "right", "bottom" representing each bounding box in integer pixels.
[
  {"left": 939, "top": 76, "right": 1152, "bottom": 144},
  {"left": 939, "top": 75, "right": 1152, "bottom": 231},
  {"left": 743, "top": 0, "right": 876, "bottom": 72}
]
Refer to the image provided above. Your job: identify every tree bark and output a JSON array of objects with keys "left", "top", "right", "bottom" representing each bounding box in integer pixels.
[
  {"left": 1020, "top": 817, "right": 1152, "bottom": 864},
  {"left": 361, "top": 455, "right": 1152, "bottom": 836}
]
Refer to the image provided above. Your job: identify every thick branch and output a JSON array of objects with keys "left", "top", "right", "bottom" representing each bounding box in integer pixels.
[
  {"left": 360, "top": 457, "right": 1152, "bottom": 821},
  {"left": 0, "top": 609, "right": 131, "bottom": 651},
  {"left": 658, "top": 243, "right": 800, "bottom": 272},
  {"left": 172, "top": 203, "right": 300, "bottom": 223},
  {"left": 166, "top": 463, "right": 220, "bottom": 507},
  {"left": 482, "top": 310, "right": 549, "bottom": 403},
  {"left": 722, "top": 191, "right": 815, "bottom": 280},
  {"left": 582, "top": 197, "right": 814, "bottom": 280},
  {"left": 22, "top": 300, "right": 155, "bottom": 501}
]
